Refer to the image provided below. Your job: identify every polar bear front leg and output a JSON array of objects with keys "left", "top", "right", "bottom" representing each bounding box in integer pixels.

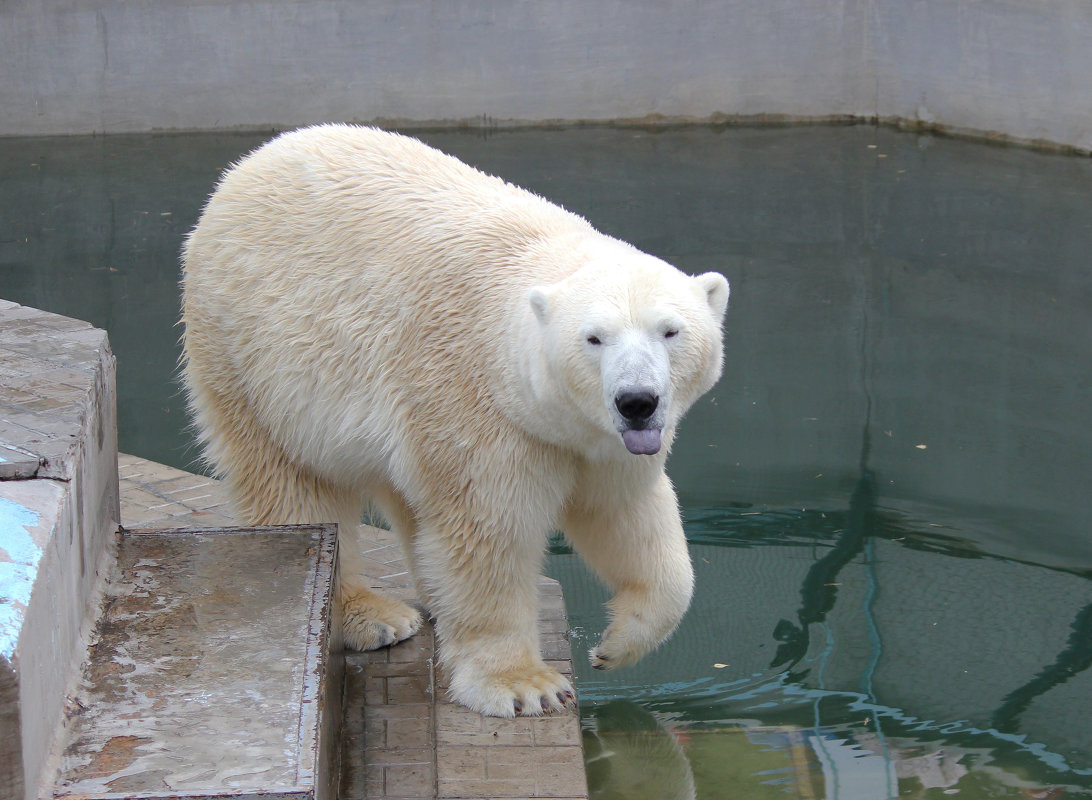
[
  {"left": 563, "top": 469, "right": 694, "bottom": 670},
  {"left": 413, "top": 513, "right": 576, "bottom": 718}
]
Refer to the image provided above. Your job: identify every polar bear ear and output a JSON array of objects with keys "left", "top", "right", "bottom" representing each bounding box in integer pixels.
[
  {"left": 695, "top": 272, "right": 730, "bottom": 322},
  {"left": 528, "top": 286, "right": 555, "bottom": 325}
]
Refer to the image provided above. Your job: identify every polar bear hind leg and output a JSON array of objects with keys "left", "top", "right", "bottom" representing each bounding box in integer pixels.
[{"left": 196, "top": 393, "right": 422, "bottom": 651}]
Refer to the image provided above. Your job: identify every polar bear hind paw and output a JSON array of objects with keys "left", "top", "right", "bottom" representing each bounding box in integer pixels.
[
  {"left": 450, "top": 661, "right": 577, "bottom": 718},
  {"left": 342, "top": 589, "right": 423, "bottom": 651}
]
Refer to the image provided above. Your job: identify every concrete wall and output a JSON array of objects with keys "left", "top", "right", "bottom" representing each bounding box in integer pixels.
[
  {"left": 2, "top": 0, "right": 1090, "bottom": 152},
  {"left": 871, "top": 1, "right": 1092, "bottom": 152},
  {"left": 0, "top": 302, "right": 119, "bottom": 800}
]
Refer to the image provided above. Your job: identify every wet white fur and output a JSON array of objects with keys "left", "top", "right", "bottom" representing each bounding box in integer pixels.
[{"left": 181, "top": 124, "right": 729, "bottom": 718}]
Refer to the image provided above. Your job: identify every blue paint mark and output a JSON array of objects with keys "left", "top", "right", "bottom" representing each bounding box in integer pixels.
[{"left": 0, "top": 496, "right": 43, "bottom": 660}]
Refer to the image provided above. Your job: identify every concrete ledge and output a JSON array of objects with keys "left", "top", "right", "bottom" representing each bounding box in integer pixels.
[
  {"left": 51, "top": 525, "right": 342, "bottom": 800},
  {"left": 0, "top": 301, "right": 119, "bottom": 800}
]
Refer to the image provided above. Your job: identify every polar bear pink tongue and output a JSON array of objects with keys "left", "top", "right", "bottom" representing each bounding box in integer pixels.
[{"left": 622, "top": 428, "right": 662, "bottom": 455}]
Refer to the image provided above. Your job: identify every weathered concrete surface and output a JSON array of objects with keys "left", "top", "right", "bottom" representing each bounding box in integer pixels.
[
  {"left": 872, "top": 0, "right": 1092, "bottom": 152},
  {"left": 0, "top": 301, "right": 119, "bottom": 800},
  {"left": 0, "top": 1, "right": 868, "bottom": 135},
  {"left": 50, "top": 525, "right": 342, "bottom": 800},
  {"left": 2, "top": 0, "right": 1090, "bottom": 152}
]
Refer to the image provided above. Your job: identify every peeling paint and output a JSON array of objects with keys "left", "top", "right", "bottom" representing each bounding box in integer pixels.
[
  {"left": 82, "top": 735, "right": 150, "bottom": 780},
  {"left": 0, "top": 496, "right": 43, "bottom": 660}
]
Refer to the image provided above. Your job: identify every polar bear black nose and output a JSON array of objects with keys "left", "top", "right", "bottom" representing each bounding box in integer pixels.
[{"left": 615, "top": 391, "right": 659, "bottom": 423}]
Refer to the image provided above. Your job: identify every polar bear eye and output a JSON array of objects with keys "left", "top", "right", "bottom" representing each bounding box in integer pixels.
[
  {"left": 664, "top": 329, "right": 679, "bottom": 339},
  {"left": 586, "top": 335, "right": 602, "bottom": 346}
]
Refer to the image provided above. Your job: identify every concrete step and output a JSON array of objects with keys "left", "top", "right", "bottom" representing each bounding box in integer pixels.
[{"left": 48, "top": 525, "right": 342, "bottom": 800}]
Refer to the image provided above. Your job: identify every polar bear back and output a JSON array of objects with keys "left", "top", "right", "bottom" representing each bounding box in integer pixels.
[
  {"left": 182, "top": 125, "right": 610, "bottom": 480},
  {"left": 188, "top": 124, "right": 588, "bottom": 289}
]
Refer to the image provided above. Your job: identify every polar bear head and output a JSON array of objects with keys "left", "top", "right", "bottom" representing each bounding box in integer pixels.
[{"left": 527, "top": 250, "right": 729, "bottom": 458}]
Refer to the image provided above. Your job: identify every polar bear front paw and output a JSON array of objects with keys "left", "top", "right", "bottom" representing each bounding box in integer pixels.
[
  {"left": 449, "top": 660, "right": 577, "bottom": 718},
  {"left": 589, "top": 615, "right": 659, "bottom": 671},
  {"left": 342, "top": 588, "right": 423, "bottom": 651}
]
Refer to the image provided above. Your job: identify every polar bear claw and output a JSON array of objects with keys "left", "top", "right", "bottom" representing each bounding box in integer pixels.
[{"left": 449, "top": 659, "right": 576, "bottom": 718}]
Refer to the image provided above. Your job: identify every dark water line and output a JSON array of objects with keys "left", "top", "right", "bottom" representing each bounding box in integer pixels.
[
  {"left": 769, "top": 470, "right": 877, "bottom": 671},
  {"left": 992, "top": 599, "right": 1092, "bottom": 733},
  {"left": 770, "top": 262, "right": 880, "bottom": 672}
]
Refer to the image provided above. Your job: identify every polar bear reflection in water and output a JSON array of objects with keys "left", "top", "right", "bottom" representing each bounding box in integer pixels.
[{"left": 181, "top": 124, "right": 729, "bottom": 717}]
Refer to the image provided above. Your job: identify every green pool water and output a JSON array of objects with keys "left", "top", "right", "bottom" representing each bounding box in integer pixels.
[{"left": 3, "top": 124, "right": 1090, "bottom": 799}]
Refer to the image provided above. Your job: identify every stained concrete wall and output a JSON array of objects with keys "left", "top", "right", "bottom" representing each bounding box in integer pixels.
[
  {"left": 2, "top": 0, "right": 1090, "bottom": 152},
  {"left": 0, "top": 302, "right": 119, "bottom": 800},
  {"left": 871, "top": 0, "right": 1092, "bottom": 152}
]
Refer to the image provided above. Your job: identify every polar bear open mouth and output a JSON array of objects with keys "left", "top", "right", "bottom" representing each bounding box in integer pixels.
[{"left": 621, "top": 427, "right": 662, "bottom": 455}]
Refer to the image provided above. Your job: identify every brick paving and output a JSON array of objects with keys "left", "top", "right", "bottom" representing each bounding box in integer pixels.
[{"left": 116, "top": 453, "right": 589, "bottom": 800}]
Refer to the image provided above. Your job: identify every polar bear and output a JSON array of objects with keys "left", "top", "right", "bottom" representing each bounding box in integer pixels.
[{"left": 181, "top": 124, "right": 729, "bottom": 718}]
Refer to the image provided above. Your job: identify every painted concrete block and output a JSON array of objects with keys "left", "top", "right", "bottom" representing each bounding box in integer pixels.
[
  {"left": 0, "top": 481, "right": 63, "bottom": 667},
  {"left": 0, "top": 301, "right": 119, "bottom": 800},
  {"left": 0, "top": 479, "right": 65, "bottom": 800}
]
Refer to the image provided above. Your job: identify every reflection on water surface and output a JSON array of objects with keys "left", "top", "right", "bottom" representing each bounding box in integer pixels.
[
  {"left": 553, "top": 507, "right": 1092, "bottom": 798},
  {"left": 3, "top": 124, "right": 1091, "bottom": 799}
]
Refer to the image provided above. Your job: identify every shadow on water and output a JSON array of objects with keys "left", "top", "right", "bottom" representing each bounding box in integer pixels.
[
  {"left": 992, "top": 600, "right": 1092, "bottom": 736},
  {"left": 767, "top": 467, "right": 877, "bottom": 674},
  {"left": 4, "top": 124, "right": 1092, "bottom": 798}
]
